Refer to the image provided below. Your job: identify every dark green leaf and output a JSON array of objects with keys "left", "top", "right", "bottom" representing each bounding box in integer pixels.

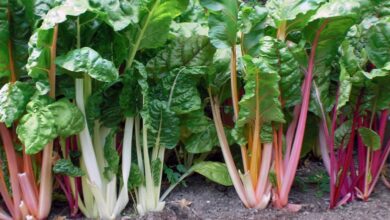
[
  {"left": 103, "top": 128, "right": 119, "bottom": 179},
  {"left": 366, "top": 20, "right": 390, "bottom": 68},
  {"left": 0, "top": 82, "right": 35, "bottom": 127},
  {"left": 53, "top": 159, "right": 85, "bottom": 177},
  {"left": 151, "top": 158, "right": 162, "bottom": 186}
]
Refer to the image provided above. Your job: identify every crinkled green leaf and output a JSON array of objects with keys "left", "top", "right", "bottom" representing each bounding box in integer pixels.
[
  {"left": 0, "top": 0, "right": 11, "bottom": 79},
  {"left": 145, "top": 100, "right": 180, "bottom": 149},
  {"left": 103, "top": 129, "right": 119, "bottom": 179},
  {"left": 0, "top": 82, "right": 35, "bottom": 127},
  {"left": 88, "top": 0, "right": 139, "bottom": 31},
  {"left": 123, "top": 0, "right": 189, "bottom": 65},
  {"left": 53, "top": 159, "right": 85, "bottom": 177},
  {"left": 184, "top": 123, "right": 218, "bottom": 154},
  {"left": 128, "top": 163, "right": 144, "bottom": 189},
  {"left": 16, "top": 98, "right": 57, "bottom": 154},
  {"left": 47, "top": 99, "right": 84, "bottom": 137},
  {"left": 200, "top": 0, "right": 238, "bottom": 48},
  {"left": 359, "top": 127, "right": 381, "bottom": 151},
  {"left": 366, "top": 20, "right": 390, "bottom": 68},
  {"left": 56, "top": 47, "right": 119, "bottom": 82},
  {"left": 233, "top": 37, "right": 286, "bottom": 145},
  {"left": 335, "top": 120, "right": 352, "bottom": 148},
  {"left": 305, "top": 0, "right": 370, "bottom": 115},
  {"left": 146, "top": 35, "right": 216, "bottom": 73},
  {"left": 40, "top": 0, "right": 88, "bottom": 30},
  {"left": 239, "top": 4, "right": 268, "bottom": 56},
  {"left": 192, "top": 161, "right": 232, "bottom": 186},
  {"left": 151, "top": 158, "right": 162, "bottom": 186}
]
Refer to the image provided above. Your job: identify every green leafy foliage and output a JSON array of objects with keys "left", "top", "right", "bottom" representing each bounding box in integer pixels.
[
  {"left": 53, "top": 159, "right": 85, "bottom": 177},
  {"left": 16, "top": 97, "right": 84, "bottom": 154},
  {"left": 48, "top": 99, "right": 84, "bottom": 137},
  {"left": 146, "top": 35, "right": 216, "bottom": 73},
  {"left": 151, "top": 158, "right": 162, "bottom": 186},
  {"left": 192, "top": 161, "right": 232, "bottom": 186},
  {"left": 233, "top": 37, "right": 285, "bottom": 145},
  {"left": 128, "top": 163, "right": 144, "bottom": 189},
  {"left": 0, "top": 82, "right": 35, "bottom": 127},
  {"left": 103, "top": 129, "right": 119, "bottom": 179},
  {"left": 56, "top": 47, "right": 119, "bottom": 82},
  {"left": 366, "top": 19, "right": 390, "bottom": 68},
  {"left": 359, "top": 127, "right": 381, "bottom": 151},
  {"left": 266, "top": 0, "right": 326, "bottom": 28},
  {"left": 200, "top": 0, "right": 238, "bottom": 48}
]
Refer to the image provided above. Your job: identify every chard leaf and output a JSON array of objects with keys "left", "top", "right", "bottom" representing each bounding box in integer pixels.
[
  {"left": 335, "top": 120, "right": 352, "bottom": 147},
  {"left": 16, "top": 98, "right": 57, "bottom": 154},
  {"left": 146, "top": 35, "right": 216, "bottom": 73},
  {"left": 161, "top": 68, "right": 205, "bottom": 114},
  {"left": 233, "top": 37, "right": 285, "bottom": 145},
  {"left": 0, "top": 1, "right": 11, "bottom": 79},
  {"left": 40, "top": 0, "right": 88, "bottom": 30},
  {"left": 0, "top": 82, "right": 35, "bottom": 127},
  {"left": 266, "top": 0, "right": 326, "bottom": 29},
  {"left": 120, "top": 66, "right": 147, "bottom": 117},
  {"left": 305, "top": 0, "right": 370, "bottom": 115},
  {"left": 151, "top": 158, "right": 162, "bottom": 186},
  {"left": 56, "top": 47, "right": 119, "bottom": 83},
  {"left": 200, "top": 0, "right": 238, "bottom": 48},
  {"left": 123, "top": 0, "right": 189, "bottom": 67},
  {"left": 192, "top": 161, "right": 232, "bottom": 186},
  {"left": 47, "top": 99, "right": 84, "bottom": 137},
  {"left": 184, "top": 123, "right": 218, "bottom": 154},
  {"left": 128, "top": 163, "right": 144, "bottom": 189},
  {"left": 239, "top": 4, "right": 268, "bottom": 56},
  {"left": 53, "top": 159, "right": 84, "bottom": 177},
  {"left": 366, "top": 20, "right": 390, "bottom": 68},
  {"left": 145, "top": 100, "right": 180, "bottom": 149},
  {"left": 359, "top": 127, "right": 381, "bottom": 151},
  {"left": 88, "top": 0, "right": 139, "bottom": 31},
  {"left": 103, "top": 129, "right": 119, "bottom": 179},
  {"left": 337, "top": 41, "right": 361, "bottom": 110}
]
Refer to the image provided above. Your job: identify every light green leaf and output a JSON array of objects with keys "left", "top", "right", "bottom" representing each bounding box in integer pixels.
[
  {"left": 266, "top": 0, "right": 326, "bottom": 28},
  {"left": 53, "top": 159, "right": 85, "bottom": 177},
  {"left": 16, "top": 98, "right": 57, "bottom": 154},
  {"left": 192, "top": 161, "right": 232, "bottom": 186},
  {"left": 56, "top": 47, "right": 119, "bottom": 82},
  {"left": 359, "top": 127, "right": 381, "bottom": 151},
  {"left": 47, "top": 99, "right": 84, "bottom": 137},
  {"left": 40, "top": 0, "right": 88, "bottom": 30},
  {"left": 200, "top": 0, "right": 238, "bottom": 48},
  {"left": 0, "top": 82, "right": 35, "bottom": 127}
]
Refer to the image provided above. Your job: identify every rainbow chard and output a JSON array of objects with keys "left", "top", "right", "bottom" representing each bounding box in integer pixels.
[{"left": 309, "top": 0, "right": 389, "bottom": 208}]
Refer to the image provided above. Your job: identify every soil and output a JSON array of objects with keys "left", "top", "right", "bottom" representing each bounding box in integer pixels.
[
  {"left": 123, "top": 161, "right": 390, "bottom": 220},
  {"left": 49, "top": 160, "right": 390, "bottom": 219}
]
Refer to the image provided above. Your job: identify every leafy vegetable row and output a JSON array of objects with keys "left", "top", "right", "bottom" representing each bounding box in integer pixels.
[{"left": 0, "top": 0, "right": 388, "bottom": 219}]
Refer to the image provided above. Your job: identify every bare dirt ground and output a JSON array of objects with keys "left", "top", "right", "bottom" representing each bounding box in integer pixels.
[{"left": 124, "top": 161, "right": 390, "bottom": 220}]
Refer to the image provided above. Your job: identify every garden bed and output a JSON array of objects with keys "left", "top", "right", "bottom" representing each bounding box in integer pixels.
[
  {"left": 129, "top": 162, "right": 390, "bottom": 220},
  {"left": 50, "top": 161, "right": 390, "bottom": 220}
]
